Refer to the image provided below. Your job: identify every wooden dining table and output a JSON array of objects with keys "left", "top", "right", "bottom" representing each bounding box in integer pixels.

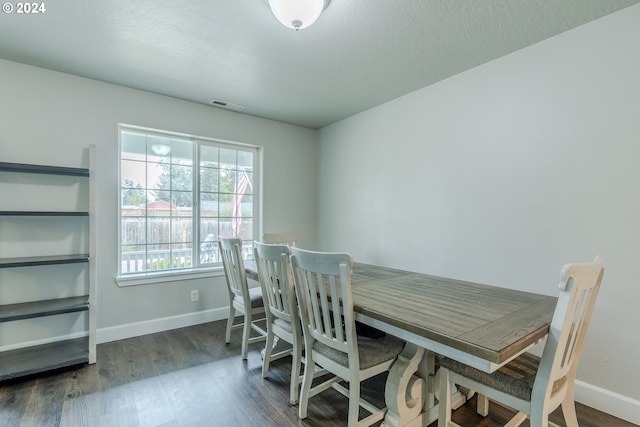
[{"left": 245, "top": 260, "right": 557, "bottom": 427}]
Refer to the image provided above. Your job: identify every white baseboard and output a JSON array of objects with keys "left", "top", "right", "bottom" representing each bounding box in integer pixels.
[
  {"left": 575, "top": 380, "right": 640, "bottom": 425},
  {"left": 96, "top": 307, "right": 229, "bottom": 344}
]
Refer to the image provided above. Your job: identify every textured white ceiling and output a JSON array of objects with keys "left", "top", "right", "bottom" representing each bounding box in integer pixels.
[{"left": 1, "top": 0, "right": 638, "bottom": 129}]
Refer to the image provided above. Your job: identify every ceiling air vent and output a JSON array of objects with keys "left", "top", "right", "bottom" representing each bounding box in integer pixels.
[{"left": 209, "top": 98, "right": 244, "bottom": 111}]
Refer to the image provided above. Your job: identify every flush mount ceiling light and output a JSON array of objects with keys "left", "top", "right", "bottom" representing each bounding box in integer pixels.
[{"left": 266, "top": 0, "right": 331, "bottom": 31}]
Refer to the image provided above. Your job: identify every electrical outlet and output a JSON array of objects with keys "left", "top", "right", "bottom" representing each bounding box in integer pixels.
[{"left": 191, "top": 289, "right": 199, "bottom": 302}]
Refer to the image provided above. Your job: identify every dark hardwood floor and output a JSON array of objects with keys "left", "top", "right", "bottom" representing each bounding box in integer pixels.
[{"left": 0, "top": 320, "right": 636, "bottom": 427}]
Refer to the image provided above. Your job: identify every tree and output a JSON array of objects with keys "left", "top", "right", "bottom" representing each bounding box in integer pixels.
[{"left": 121, "top": 179, "right": 145, "bottom": 206}]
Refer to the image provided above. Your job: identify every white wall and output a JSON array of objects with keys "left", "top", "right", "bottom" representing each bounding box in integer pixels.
[
  {"left": 0, "top": 59, "right": 317, "bottom": 340},
  {"left": 318, "top": 4, "right": 640, "bottom": 423}
]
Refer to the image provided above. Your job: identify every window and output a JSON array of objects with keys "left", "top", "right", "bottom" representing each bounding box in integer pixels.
[{"left": 119, "top": 125, "right": 259, "bottom": 278}]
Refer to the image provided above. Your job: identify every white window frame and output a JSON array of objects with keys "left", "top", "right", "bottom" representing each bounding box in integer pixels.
[{"left": 116, "top": 124, "right": 261, "bottom": 286}]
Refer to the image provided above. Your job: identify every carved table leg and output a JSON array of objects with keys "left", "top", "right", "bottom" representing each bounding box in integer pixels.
[
  {"left": 382, "top": 343, "right": 467, "bottom": 427},
  {"left": 382, "top": 343, "right": 426, "bottom": 427}
]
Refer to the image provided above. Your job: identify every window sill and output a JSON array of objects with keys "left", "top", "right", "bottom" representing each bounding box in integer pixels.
[{"left": 115, "top": 267, "right": 225, "bottom": 287}]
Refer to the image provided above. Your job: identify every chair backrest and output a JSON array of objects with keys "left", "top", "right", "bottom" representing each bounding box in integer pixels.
[
  {"left": 533, "top": 256, "right": 605, "bottom": 402},
  {"left": 254, "top": 242, "right": 296, "bottom": 324},
  {"left": 219, "top": 237, "right": 249, "bottom": 300},
  {"left": 290, "top": 247, "right": 355, "bottom": 356},
  {"left": 262, "top": 232, "right": 297, "bottom": 247}
]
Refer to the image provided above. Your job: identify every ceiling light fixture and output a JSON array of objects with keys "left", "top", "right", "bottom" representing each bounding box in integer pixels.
[{"left": 266, "top": 0, "right": 331, "bottom": 31}]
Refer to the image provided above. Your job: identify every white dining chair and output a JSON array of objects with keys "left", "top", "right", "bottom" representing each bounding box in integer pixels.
[
  {"left": 219, "top": 237, "right": 267, "bottom": 360},
  {"left": 291, "top": 247, "right": 405, "bottom": 427},
  {"left": 438, "top": 256, "right": 605, "bottom": 427},
  {"left": 253, "top": 242, "right": 304, "bottom": 404}
]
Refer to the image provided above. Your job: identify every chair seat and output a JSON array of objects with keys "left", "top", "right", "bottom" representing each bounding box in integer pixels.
[
  {"left": 234, "top": 286, "right": 264, "bottom": 308},
  {"left": 314, "top": 333, "right": 404, "bottom": 370},
  {"left": 273, "top": 318, "right": 293, "bottom": 333},
  {"left": 439, "top": 352, "right": 567, "bottom": 401}
]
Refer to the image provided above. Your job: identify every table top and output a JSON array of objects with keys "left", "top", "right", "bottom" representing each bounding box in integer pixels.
[{"left": 245, "top": 260, "right": 557, "bottom": 372}]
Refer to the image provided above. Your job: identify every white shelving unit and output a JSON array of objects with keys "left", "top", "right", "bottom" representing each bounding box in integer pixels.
[{"left": 0, "top": 146, "right": 96, "bottom": 380}]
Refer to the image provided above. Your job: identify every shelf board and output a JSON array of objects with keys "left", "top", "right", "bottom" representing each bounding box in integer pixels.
[
  {"left": 0, "top": 211, "right": 89, "bottom": 216},
  {"left": 0, "top": 254, "right": 90, "bottom": 268},
  {"left": 0, "top": 337, "right": 89, "bottom": 381},
  {"left": 0, "top": 162, "right": 89, "bottom": 177},
  {"left": 0, "top": 296, "right": 89, "bottom": 322}
]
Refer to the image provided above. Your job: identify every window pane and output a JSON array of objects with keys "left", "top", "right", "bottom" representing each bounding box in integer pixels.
[
  {"left": 171, "top": 165, "right": 192, "bottom": 191},
  {"left": 121, "top": 187, "right": 146, "bottom": 209},
  {"left": 220, "top": 148, "right": 236, "bottom": 169},
  {"left": 171, "top": 138, "right": 193, "bottom": 164},
  {"left": 237, "top": 218, "right": 253, "bottom": 241},
  {"left": 147, "top": 217, "right": 169, "bottom": 245},
  {"left": 121, "top": 159, "right": 147, "bottom": 195},
  {"left": 147, "top": 244, "right": 171, "bottom": 271},
  {"left": 121, "top": 244, "right": 147, "bottom": 274},
  {"left": 200, "top": 145, "right": 219, "bottom": 167},
  {"left": 219, "top": 169, "right": 234, "bottom": 194},
  {"left": 121, "top": 218, "right": 145, "bottom": 246},
  {"left": 240, "top": 195, "right": 253, "bottom": 217},
  {"left": 171, "top": 243, "right": 193, "bottom": 269},
  {"left": 172, "top": 217, "right": 192, "bottom": 244},
  {"left": 172, "top": 192, "right": 193, "bottom": 213},
  {"left": 199, "top": 232, "right": 218, "bottom": 264},
  {"left": 147, "top": 135, "right": 172, "bottom": 162},
  {"left": 200, "top": 167, "right": 219, "bottom": 192},
  {"left": 238, "top": 150, "right": 252, "bottom": 168},
  {"left": 200, "top": 192, "right": 219, "bottom": 217},
  {"left": 121, "top": 131, "right": 147, "bottom": 160},
  {"left": 148, "top": 162, "right": 168, "bottom": 191},
  {"left": 218, "top": 193, "right": 234, "bottom": 217},
  {"left": 240, "top": 171, "right": 253, "bottom": 195}
]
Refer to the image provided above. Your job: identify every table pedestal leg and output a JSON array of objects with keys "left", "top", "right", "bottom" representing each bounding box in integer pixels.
[
  {"left": 382, "top": 343, "right": 425, "bottom": 427},
  {"left": 382, "top": 344, "right": 467, "bottom": 427}
]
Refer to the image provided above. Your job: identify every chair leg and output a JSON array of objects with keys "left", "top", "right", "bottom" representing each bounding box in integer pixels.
[
  {"left": 289, "top": 340, "right": 303, "bottom": 405},
  {"left": 528, "top": 410, "right": 548, "bottom": 427},
  {"left": 438, "top": 368, "right": 453, "bottom": 427},
  {"left": 298, "top": 358, "right": 316, "bottom": 419},
  {"left": 560, "top": 390, "right": 579, "bottom": 427},
  {"left": 347, "top": 381, "right": 361, "bottom": 427},
  {"left": 262, "top": 325, "right": 275, "bottom": 379},
  {"left": 477, "top": 393, "right": 489, "bottom": 416},
  {"left": 241, "top": 312, "right": 252, "bottom": 360},
  {"left": 505, "top": 412, "right": 528, "bottom": 427},
  {"left": 225, "top": 306, "right": 236, "bottom": 344},
  {"left": 528, "top": 392, "right": 547, "bottom": 427}
]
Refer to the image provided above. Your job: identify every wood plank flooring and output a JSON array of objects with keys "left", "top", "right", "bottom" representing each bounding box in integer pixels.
[{"left": 0, "top": 320, "right": 636, "bottom": 427}]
